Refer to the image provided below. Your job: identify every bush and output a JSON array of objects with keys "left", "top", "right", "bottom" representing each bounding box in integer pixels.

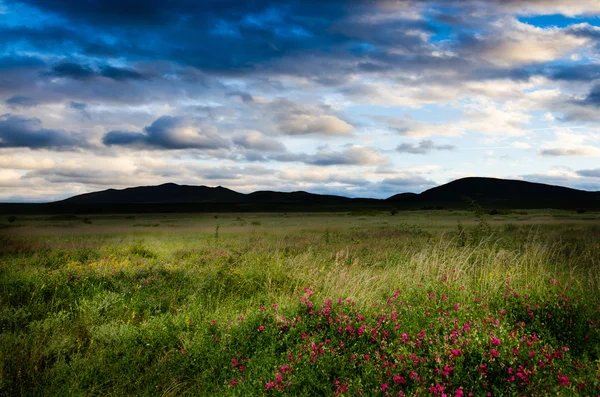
[{"left": 6, "top": 215, "right": 16, "bottom": 223}]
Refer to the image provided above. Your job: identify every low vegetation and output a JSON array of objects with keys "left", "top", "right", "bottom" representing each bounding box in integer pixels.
[{"left": 1, "top": 210, "right": 599, "bottom": 396}]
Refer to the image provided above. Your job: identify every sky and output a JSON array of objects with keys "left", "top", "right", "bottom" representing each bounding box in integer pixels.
[{"left": 1, "top": 0, "right": 600, "bottom": 202}]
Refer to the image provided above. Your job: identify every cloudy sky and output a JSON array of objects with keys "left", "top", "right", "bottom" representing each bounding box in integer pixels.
[{"left": 2, "top": 0, "right": 600, "bottom": 201}]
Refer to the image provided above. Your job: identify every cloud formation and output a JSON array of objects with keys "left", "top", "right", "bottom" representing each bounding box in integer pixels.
[
  {"left": 396, "top": 140, "right": 455, "bottom": 154},
  {"left": 103, "top": 116, "right": 230, "bottom": 150},
  {"left": 0, "top": 115, "right": 84, "bottom": 149},
  {"left": 2, "top": 0, "right": 600, "bottom": 200}
]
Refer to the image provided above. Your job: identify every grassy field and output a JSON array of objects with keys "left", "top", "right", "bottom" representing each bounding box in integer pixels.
[{"left": 1, "top": 209, "right": 600, "bottom": 396}]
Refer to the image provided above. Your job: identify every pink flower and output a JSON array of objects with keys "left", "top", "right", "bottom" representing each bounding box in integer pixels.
[
  {"left": 450, "top": 349, "right": 462, "bottom": 358},
  {"left": 490, "top": 349, "right": 500, "bottom": 357},
  {"left": 393, "top": 375, "right": 405, "bottom": 384},
  {"left": 490, "top": 336, "right": 501, "bottom": 346},
  {"left": 455, "top": 389, "right": 464, "bottom": 397},
  {"left": 381, "top": 383, "right": 389, "bottom": 391},
  {"left": 558, "top": 374, "right": 570, "bottom": 386},
  {"left": 265, "top": 381, "right": 276, "bottom": 391},
  {"left": 258, "top": 325, "right": 265, "bottom": 332}
]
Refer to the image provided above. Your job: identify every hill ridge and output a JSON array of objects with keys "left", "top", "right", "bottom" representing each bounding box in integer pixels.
[{"left": 55, "top": 176, "right": 600, "bottom": 206}]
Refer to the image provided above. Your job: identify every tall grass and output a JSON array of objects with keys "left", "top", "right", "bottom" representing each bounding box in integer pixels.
[{"left": 1, "top": 217, "right": 599, "bottom": 395}]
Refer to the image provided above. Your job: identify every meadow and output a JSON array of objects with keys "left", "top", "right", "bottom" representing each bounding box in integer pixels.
[{"left": 1, "top": 209, "right": 600, "bottom": 396}]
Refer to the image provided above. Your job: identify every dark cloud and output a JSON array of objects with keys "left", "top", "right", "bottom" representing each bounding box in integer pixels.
[
  {"left": 581, "top": 84, "right": 600, "bottom": 107},
  {"left": 48, "top": 61, "right": 146, "bottom": 81},
  {"left": 103, "top": 115, "right": 230, "bottom": 150},
  {"left": 226, "top": 91, "right": 254, "bottom": 103},
  {"left": 0, "top": 114, "right": 85, "bottom": 149},
  {"left": 100, "top": 65, "right": 145, "bottom": 80},
  {"left": 576, "top": 168, "right": 600, "bottom": 178},
  {"left": 68, "top": 101, "right": 91, "bottom": 119},
  {"left": 396, "top": 140, "right": 455, "bottom": 154},
  {"left": 5, "top": 95, "right": 39, "bottom": 108},
  {"left": 565, "top": 23, "right": 600, "bottom": 40},
  {"left": 23, "top": 168, "right": 125, "bottom": 185},
  {"left": 0, "top": 55, "right": 46, "bottom": 70},
  {"left": 6, "top": 0, "right": 436, "bottom": 77},
  {"left": 49, "top": 62, "right": 96, "bottom": 80},
  {"left": 546, "top": 64, "right": 600, "bottom": 81}
]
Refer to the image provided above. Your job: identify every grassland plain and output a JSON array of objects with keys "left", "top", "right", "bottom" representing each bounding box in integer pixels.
[{"left": 1, "top": 210, "right": 600, "bottom": 396}]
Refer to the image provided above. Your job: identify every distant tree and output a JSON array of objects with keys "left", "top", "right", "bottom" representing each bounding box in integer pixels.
[
  {"left": 576, "top": 208, "right": 587, "bottom": 214},
  {"left": 390, "top": 208, "right": 398, "bottom": 216},
  {"left": 7, "top": 215, "right": 16, "bottom": 223}
]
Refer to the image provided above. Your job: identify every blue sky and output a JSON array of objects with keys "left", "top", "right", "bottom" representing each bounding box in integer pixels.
[{"left": 1, "top": 0, "right": 600, "bottom": 201}]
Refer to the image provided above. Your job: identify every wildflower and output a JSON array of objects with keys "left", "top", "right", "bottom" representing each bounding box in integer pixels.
[
  {"left": 450, "top": 349, "right": 462, "bottom": 359},
  {"left": 258, "top": 325, "right": 265, "bottom": 332},
  {"left": 393, "top": 375, "right": 405, "bottom": 384},
  {"left": 489, "top": 349, "right": 499, "bottom": 358},
  {"left": 265, "top": 381, "right": 276, "bottom": 391},
  {"left": 558, "top": 374, "right": 570, "bottom": 386},
  {"left": 490, "top": 336, "right": 501, "bottom": 346},
  {"left": 455, "top": 389, "right": 464, "bottom": 397},
  {"left": 381, "top": 383, "right": 389, "bottom": 391}
]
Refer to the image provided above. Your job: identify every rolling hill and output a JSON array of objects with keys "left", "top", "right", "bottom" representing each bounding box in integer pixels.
[
  {"left": 1, "top": 177, "right": 598, "bottom": 214},
  {"left": 386, "top": 177, "right": 600, "bottom": 204}
]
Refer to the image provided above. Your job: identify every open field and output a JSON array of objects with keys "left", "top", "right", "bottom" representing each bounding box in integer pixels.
[{"left": 2, "top": 210, "right": 600, "bottom": 396}]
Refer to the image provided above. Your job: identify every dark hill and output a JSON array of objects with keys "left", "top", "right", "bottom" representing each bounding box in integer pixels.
[
  {"left": 418, "top": 177, "right": 599, "bottom": 202},
  {"left": 1, "top": 177, "right": 597, "bottom": 214},
  {"left": 386, "top": 192, "right": 418, "bottom": 201},
  {"left": 60, "top": 183, "right": 245, "bottom": 204},
  {"left": 246, "top": 191, "right": 356, "bottom": 204},
  {"left": 387, "top": 177, "right": 600, "bottom": 207}
]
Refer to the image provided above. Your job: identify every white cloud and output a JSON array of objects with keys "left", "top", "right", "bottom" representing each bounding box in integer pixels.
[{"left": 467, "top": 19, "right": 590, "bottom": 67}]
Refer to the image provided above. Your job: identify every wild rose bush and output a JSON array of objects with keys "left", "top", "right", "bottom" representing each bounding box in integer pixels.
[{"left": 192, "top": 279, "right": 600, "bottom": 396}]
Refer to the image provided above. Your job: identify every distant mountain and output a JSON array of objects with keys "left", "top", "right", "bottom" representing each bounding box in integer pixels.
[
  {"left": 246, "top": 191, "right": 359, "bottom": 204},
  {"left": 58, "top": 183, "right": 370, "bottom": 205},
  {"left": 37, "top": 177, "right": 598, "bottom": 212},
  {"left": 59, "top": 183, "right": 245, "bottom": 204},
  {"left": 386, "top": 192, "right": 418, "bottom": 201},
  {"left": 387, "top": 177, "right": 600, "bottom": 204}
]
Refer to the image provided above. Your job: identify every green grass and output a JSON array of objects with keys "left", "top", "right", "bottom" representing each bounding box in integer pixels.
[{"left": 1, "top": 211, "right": 599, "bottom": 395}]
